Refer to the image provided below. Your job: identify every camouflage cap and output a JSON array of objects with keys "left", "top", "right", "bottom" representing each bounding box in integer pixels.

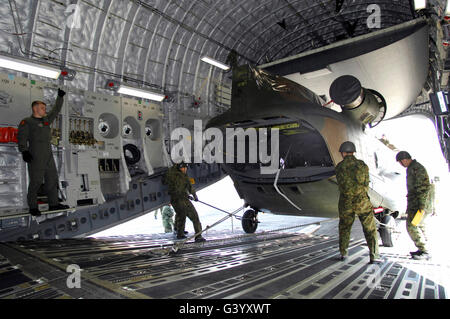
[
  {"left": 396, "top": 151, "right": 411, "bottom": 161},
  {"left": 339, "top": 141, "right": 356, "bottom": 153}
]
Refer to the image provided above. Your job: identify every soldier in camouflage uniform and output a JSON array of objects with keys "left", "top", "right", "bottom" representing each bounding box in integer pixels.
[
  {"left": 335, "top": 141, "right": 380, "bottom": 264},
  {"left": 396, "top": 151, "right": 431, "bottom": 260},
  {"left": 163, "top": 163, "right": 206, "bottom": 242},
  {"left": 160, "top": 204, "right": 175, "bottom": 233},
  {"left": 17, "top": 89, "right": 69, "bottom": 216}
]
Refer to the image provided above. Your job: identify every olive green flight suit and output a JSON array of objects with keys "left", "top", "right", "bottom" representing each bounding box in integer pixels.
[
  {"left": 17, "top": 96, "right": 64, "bottom": 209},
  {"left": 163, "top": 166, "right": 203, "bottom": 239},
  {"left": 335, "top": 155, "right": 379, "bottom": 261},
  {"left": 405, "top": 160, "right": 431, "bottom": 253}
]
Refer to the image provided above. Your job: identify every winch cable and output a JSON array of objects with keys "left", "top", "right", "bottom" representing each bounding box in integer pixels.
[
  {"left": 194, "top": 198, "right": 243, "bottom": 220},
  {"left": 273, "top": 144, "right": 302, "bottom": 212},
  {"left": 273, "top": 167, "right": 302, "bottom": 212},
  {"left": 168, "top": 202, "right": 245, "bottom": 255}
]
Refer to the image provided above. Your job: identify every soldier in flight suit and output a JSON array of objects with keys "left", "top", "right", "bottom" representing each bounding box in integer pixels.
[
  {"left": 163, "top": 163, "right": 206, "bottom": 242},
  {"left": 335, "top": 141, "right": 380, "bottom": 264},
  {"left": 396, "top": 151, "right": 431, "bottom": 260},
  {"left": 17, "top": 89, "right": 69, "bottom": 216}
]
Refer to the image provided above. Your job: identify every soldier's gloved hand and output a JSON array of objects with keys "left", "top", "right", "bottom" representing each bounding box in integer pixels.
[
  {"left": 188, "top": 195, "right": 198, "bottom": 201},
  {"left": 57, "top": 88, "right": 66, "bottom": 97},
  {"left": 22, "top": 151, "right": 33, "bottom": 163}
]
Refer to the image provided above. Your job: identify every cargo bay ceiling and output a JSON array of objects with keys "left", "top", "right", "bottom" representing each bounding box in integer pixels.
[{"left": 0, "top": 0, "right": 447, "bottom": 127}]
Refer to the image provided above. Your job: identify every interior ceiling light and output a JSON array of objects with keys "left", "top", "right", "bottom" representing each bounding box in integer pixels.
[
  {"left": 200, "top": 56, "right": 230, "bottom": 71},
  {"left": 414, "top": 0, "right": 426, "bottom": 10},
  {"left": 0, "top": 55, "right": 61, "bottom": 79},
  {"left": 117, "top": 84, "right": 165, "bottom": 102},
  {"left": 437, "top": 91, "right": 448, "bottom": 113}
]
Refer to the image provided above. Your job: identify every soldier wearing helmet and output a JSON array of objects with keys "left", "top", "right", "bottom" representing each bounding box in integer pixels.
[
  {"left": 396, "top": 151, "right": 431, "bottom": 260},
  {"left": 163, "top": 161, "right": 206, "bottom": 242},
  {"left": 335, "top": 141, "right": 380, "bottom": 264},
  {"left": 396, "top": 151, "right": 411, "bottom": 162}
]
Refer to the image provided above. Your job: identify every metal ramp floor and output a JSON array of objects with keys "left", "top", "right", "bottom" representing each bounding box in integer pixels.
[{"left": 0, "top": 219, "right": 448, "bottom": 299}]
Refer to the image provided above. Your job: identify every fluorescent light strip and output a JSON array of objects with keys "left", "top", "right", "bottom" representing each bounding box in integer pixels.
[
  {"left": 414, "top": 0, "right": 426, "bottom": 10},
  {"left": 118, "top": 85, "right": 165, "bottom": 102},
  {"left": 201, "top": 56, "right": 230, "bottom": 70},
  {"left": 437, "top": 91, "right": 448, "bottom": 113},
  {"left": 0, "top": 55, "right": 61, "bottom": 79}
]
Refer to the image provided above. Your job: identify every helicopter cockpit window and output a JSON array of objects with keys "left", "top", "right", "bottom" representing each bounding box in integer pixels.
[
  {"left": 277, "top": 122, "right": 333, "bottom": 168},
  {"left": 228, "top": 120, "right": 333, "bottom": 171}
]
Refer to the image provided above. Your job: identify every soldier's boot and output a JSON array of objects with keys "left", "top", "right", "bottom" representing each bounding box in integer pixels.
[
  {"left": 339, "top": 255, "right": 347, "bottom": 261},
  {"left": 412, "top": 251, "right": 430, "bottom": 260},
  {"left": 369, "top": 257, "right": 383, "bottom": 264},
  {"left": 176, "top": 234, "right": 187, "bottom": 240},
  {"left": 195, "top": 236, "right": 206, "bottom": 243},
  {"left": 410, "top": 250, "right": 422, "bottom": 256},
  {"left": 29, "top": 208, "right": 41, "bottom": 217},
  {"left": 174, "top": 228, "right": 188, "bottom": 235}
]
